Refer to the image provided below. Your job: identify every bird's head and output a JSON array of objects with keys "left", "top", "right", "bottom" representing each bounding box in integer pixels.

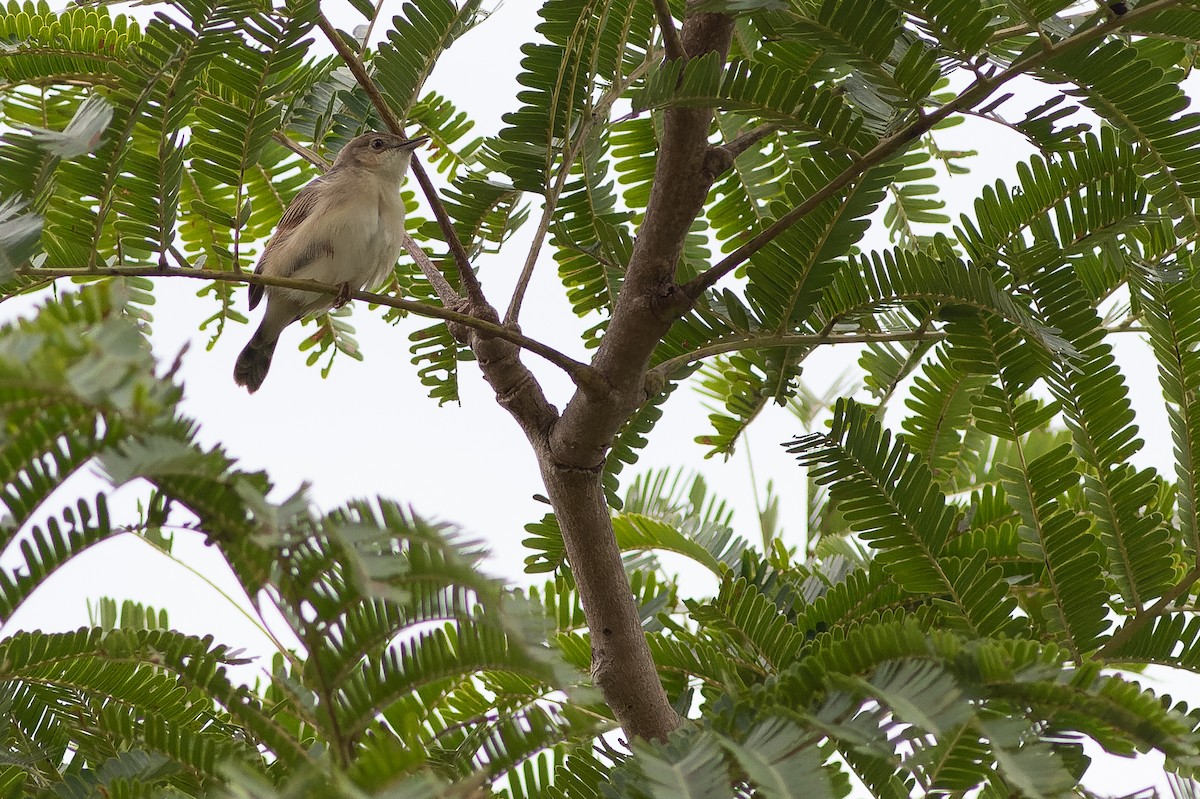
[{"left": 333, "top": 132, "right": 429, "bottom": 180}]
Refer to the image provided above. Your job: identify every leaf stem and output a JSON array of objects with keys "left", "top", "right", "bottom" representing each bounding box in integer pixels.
[
  {"left": 1096, "top": 563, "right": 1200, "bottom": 659},
  {"left": 128, "top": 531, "right": 301, "bottom": 668}
]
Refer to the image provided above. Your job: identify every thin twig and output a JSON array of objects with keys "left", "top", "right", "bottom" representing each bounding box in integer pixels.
[
  {"left": 409, "top": 157, "right": 483, "bottom": 304},
  {"left": 358, "top": 0, "right": 387, "bottom": 53},
  {"left": 648, "top": 317, "right": 1152, "bottom": 380},
  {"left": 505, "top": 50, "right": 661, "bottom": 325},
  {"left": 649, "top": 329, "right": 949, "bottom": 379},
  {"left": 315, "top": 12, "right": 483, "bottom": 306},
  {"left": 1096, "top": 564, "right": 1200, "bottom": 658},
  {"left": 316, "top": 14, "right": 401, "bottom": 130},
  {"left": 402, "top": 233, "right": 458, "bottom": 304},
  {"left": 652, "top": 0, "right": 686, "bottom": 62},
  {"left": 681, "top": 0, "right": 1184, "bottom": 300},
  {"left": 271, "top": 131, "right": 329, "bottom": 169},
  {"left": 17, "top": 264, "right": 597, "bottom": 384},
  {"left": 721, "top": 123, "right": 778, "bottom": 160}
]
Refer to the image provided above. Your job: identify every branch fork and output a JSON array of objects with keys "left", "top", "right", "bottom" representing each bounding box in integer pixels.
[{"left": 299, "top": 0, "right": 1177, "bottom": 744}]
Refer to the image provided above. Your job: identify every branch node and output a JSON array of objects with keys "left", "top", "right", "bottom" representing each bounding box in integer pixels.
[
  {"left": 703, "top": 146, "right": 734, "bottom": 179},
  {"left": 641, "top": 370, "right": 667, "bottom": 403},
  {"left": 653, "top": 282, "right": 693, "bottom": 321}
]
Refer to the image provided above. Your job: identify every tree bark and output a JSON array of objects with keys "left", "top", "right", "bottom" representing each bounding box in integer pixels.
[
  {"left": 416, "top": 2, "right": 737, "bottom": 742},
  {"left": 529, "top": 4, "right": 736, "bottom": 740}
]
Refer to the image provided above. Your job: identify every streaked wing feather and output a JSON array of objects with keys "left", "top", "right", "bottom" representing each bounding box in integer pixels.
[{"left": 248, "top": 176, "right": 327, "bottom": 310}]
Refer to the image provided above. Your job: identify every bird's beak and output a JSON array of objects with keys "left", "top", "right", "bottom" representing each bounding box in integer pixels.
[{"left": 397, "top": 135, "right": 430, "bottom": 151}]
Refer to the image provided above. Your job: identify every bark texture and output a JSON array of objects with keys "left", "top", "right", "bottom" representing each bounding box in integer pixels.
[
  {"left": 414, "top": 3, "right": 737, "bottom": 741},
  {"left": 530, "top": 5, "right": 735, "bottom": 740}
]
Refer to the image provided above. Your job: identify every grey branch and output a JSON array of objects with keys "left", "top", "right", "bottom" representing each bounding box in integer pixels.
[
  {"left": 315, "top": 12, "right": 484, "bottom": 307},
  {"left": 652, "top": 0, "right": 686, "bottom": 62},
  {"left": 271, "top": 131, "right": 329, "bottom": 169},
  {"left": 682, "top": 0, "right": 1185, "bottom": 299},
  {"left": 17, "top": 264, "right": 597, "bottom": 386},
  {"left": 719, "top": 123, "right": 778, "bottom": 160}
]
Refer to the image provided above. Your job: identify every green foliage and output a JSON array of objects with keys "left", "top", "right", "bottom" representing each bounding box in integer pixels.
[
  {"left": 6, "top": 0, "right": 1200, "bottom": 795},
  {"left": 0, "top": 286, "right": 592, "bottom": 798}
]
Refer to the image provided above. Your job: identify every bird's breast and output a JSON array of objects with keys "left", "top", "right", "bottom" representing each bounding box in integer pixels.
[{"left": 312, "top": 185, "right": 405, "bottom": 290}]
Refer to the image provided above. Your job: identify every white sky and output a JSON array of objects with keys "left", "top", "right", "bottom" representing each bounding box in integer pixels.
[{"left": 1, "top": 0, "right": 1191, "bottom": 793}]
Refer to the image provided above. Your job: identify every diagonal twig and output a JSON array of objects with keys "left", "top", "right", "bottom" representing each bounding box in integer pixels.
[
  {"left": 402, "top": 233, "right": 459, "bottom": 305},
  {"left": 504, "top": 50, "right": 661, "bottom": 325},
  {"left": 272, "top": 131, "right": 329, "bottom": 169},
  {"left": 720, "top": 123, "right": 778, "bottom": 160},
  {"left": 681, "top": 0, "right": 1183, "bottom": 300},
  {"left": 652, "top": 0, "right": 686, "bottom": 62},
  {"left": 1095, "top": 563, "right": 1200, "bottom": 659}
]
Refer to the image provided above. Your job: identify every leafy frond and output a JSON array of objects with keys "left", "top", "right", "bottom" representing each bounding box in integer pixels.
[
  {"left": 819, "top": 241, "right": 1076, "bottom": 362},
  {"left": 997, "top": 443, "right": 1108, "bottom": 657},
  {"left": 1029, "top": 261, "right": 1174, "bottom": 609},
  {"left": 1041, "top": 39, "right": 1200, "bottom": 235},
  {"left": 633, "top": 54, "right": 872, "bottom": 154},
  {"left": 497, "top": 0, "right": 654, "bottom": 192},
  {"left": 371, "top": 0, "right": 486, "bottom": 124},
  {"left": 788, "top": 398, "right": 957, "bottom": 595},
  {"left": 1136, "top": 268, "right": 1200, "bottom": 556},
  {"left": 900, "top": 345, "right": 992, "bottom": 488}
]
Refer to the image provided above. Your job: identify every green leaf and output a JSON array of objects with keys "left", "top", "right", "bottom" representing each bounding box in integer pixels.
[
  {"left": 788, "top": 398, "right": 957, "bottom": 595},
  {"left": 722, "top": 718, "right": 833, "bottom": 799}
]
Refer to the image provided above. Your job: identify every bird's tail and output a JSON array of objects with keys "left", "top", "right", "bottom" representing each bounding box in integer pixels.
[{"left": 233, "top": 321, "right": 280, "bottom": 393}]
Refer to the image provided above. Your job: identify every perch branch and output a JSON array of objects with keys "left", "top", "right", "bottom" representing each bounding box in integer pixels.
[{"left": 17, "top": 265, "right": 597, "bottom": 385}]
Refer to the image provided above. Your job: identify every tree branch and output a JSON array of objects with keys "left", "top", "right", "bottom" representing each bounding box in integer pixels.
[
  {"left": 550, "top": 6, "right": 736, "bottom": 470},
  {"left": 18, "top": 265, "right": 599, "bottom": 386},
  {"left": 1095, "top": 563, "right": 1200, "bottom": 659},
  {"left": 649, "top": 328, "right": 950, "bottom": 379},
  {"left": 719, "top": 123, "right": 778, "bottom": 160},
  {"left": 505, "top": 49, "right": 662, "bottom": 325},
  {"left": 528, "top": 3, "right": 738, "bottom": 744},
  {"left": 652, "top": 0, "right": 686, "bottom": 62},
  {"left": 271, "top": 131, "right": 329, "bottom": 169},
  {"left": 681, "top": 0, "right": 1183, "bottom": 299},
  {"left": 315, "top": 13, "right": 483, "bottom": 307},
  {"left": 402, "top": 233, "right": 459, "bottom": 306},
  {"left": 647, "top": 316, "right": 1151, "bottom": 381}
]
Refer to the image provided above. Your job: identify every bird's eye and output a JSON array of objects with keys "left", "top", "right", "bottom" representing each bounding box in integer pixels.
[{"left": 371, "top": 138, "right": 385, "bottom": 150}]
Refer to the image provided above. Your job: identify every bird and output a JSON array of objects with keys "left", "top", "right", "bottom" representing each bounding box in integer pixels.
[{"left": 233, "top": 131, "right": 429, "bottom": 393}]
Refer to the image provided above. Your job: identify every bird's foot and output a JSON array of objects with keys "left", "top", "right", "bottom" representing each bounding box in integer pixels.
[{"left": 334, "top": 282, "right": 353, "bottom": 308}]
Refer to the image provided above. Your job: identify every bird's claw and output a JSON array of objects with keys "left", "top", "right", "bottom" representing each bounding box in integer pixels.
[{"left": 334, "top": 282, "right": 353, "bottom": 308}]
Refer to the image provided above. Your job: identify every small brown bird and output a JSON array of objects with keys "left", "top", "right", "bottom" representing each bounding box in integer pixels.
[{"left": 234, "top": 131, "right": 429, "bottom": 393}]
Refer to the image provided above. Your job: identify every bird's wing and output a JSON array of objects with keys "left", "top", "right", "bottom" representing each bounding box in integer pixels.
[{"left": 249, "top": 176, "right": 328, "bottom": 310}]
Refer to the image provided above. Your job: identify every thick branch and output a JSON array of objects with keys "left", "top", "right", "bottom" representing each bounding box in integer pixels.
[
  {"left": 18, "top": 265, "right": 597, "bottom": 385},
  {"left": 550, "top": 5, "right": 735, "bottom": 470},
  {"left": 315, "top": 13, "right": 483, "bottom": 306},
  {"left": 524, "top": 5, "right": 737, "bottom": 744},
  {"left": 682, "top": 0, "right": 1183, "bottom": 298},
  {"left": 536, "top": 463, "right": 677, "bottom": 738}
]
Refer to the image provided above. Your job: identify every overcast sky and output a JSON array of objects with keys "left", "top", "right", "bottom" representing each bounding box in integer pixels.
[{"left": 1, "top": 1, "right": 1189, "bottom": 791}]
